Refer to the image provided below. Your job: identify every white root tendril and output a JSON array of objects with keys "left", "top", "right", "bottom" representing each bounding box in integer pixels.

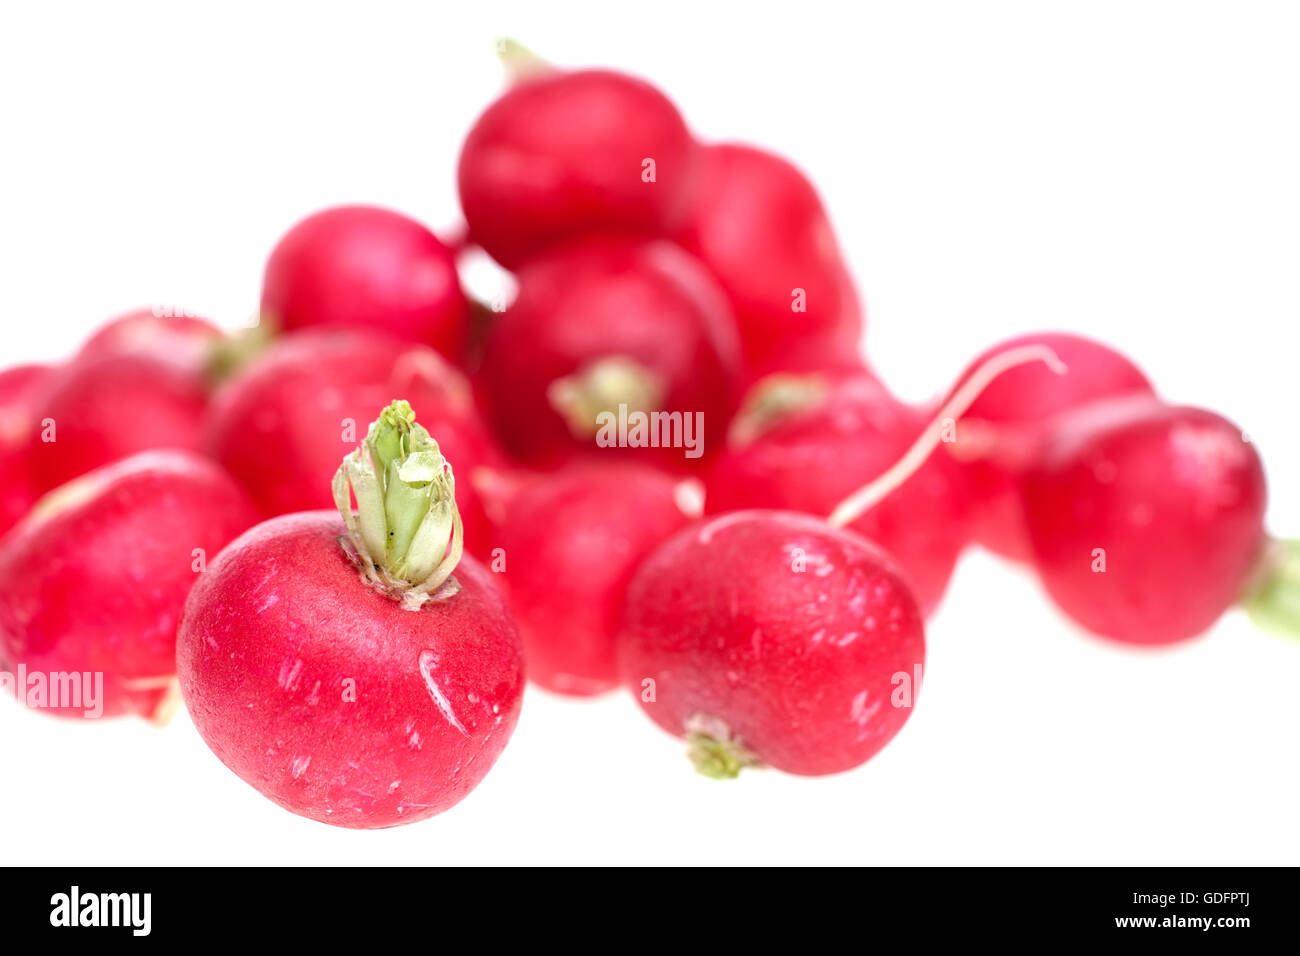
[{"left": 828, "top": 344, "right": 1068, "bottom": 528}]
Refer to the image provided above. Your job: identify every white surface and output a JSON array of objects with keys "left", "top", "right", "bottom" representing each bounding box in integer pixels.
[{"left": 2, "top": 1, "right": 1298, "bottom": 865}]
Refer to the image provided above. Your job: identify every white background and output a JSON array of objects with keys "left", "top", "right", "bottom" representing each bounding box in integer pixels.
[{"left": 2, "top": 1, "right": 1298, "bottom": 865}]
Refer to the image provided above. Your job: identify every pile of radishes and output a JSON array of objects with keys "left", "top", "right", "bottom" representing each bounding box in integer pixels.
[{"left": 1, "top": 49, "right": 1295, "bottom": 829}]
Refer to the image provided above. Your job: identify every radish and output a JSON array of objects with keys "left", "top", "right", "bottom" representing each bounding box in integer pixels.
[
  {"left": 475, "top": 238, "right": 741, "bottom": 469},
  {"left": 457, "top": 69, "right": 700, "bottom": 268},
  {"left": 177, "top": 401, "right": 524, "bottom": 828},
  {"left": 0, "top": 364, "right": 54, "bottom": 535},
  {"left": 29, "top": 350, "right": 210, "bottom": 493},
  {"left": 75, "top": 306, "right": 223, "bottom": 380},
  {"left": 204, "top": 329, "right": 504, "bottom": 556},
  {"left": 617, "top": 509, "right": 926, "bottom": 777},
  {"left": 677, "top": 143, "right": 862, "bottom": 382},
  {"left": 493, "top": 463, "right": 697, "bottom": 696},
  {"left": 621, "top": 347, "right": 1065, "bottom": 776},
  {"left": 0, "top": 450, "right": 257, "bottom": 719},
  {"left": 261, "top": 206, "right": 468, "bottom": 359},
  {"left": 705, "top": 371, "right": 970, "bottom": 614},
  {"left": 944, "top": 332, "right": 1155, "bottom": 562},
  {"left": 1021, "top": 396, "right": 1283, "bottom": 645}
]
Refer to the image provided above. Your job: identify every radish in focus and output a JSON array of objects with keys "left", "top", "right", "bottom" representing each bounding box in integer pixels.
[
  {"left": 458, "top": 69, "right": 700, "bottom": 268},
  {"left": 493, "top": 463, "right": 697, "bottom": 695},
  {"left": 261, "top": 206, "right": 469, "bottom": 361},
  {"left": 617, "top": 509, "right": 925, "bottom": 777},
  {"left": 0, "top": 450, "right": 258, "bottom": 718},
  {"left": 178, "top": 401, "right": 524, "bottom": 828},
  {"left": 475, "top": 238, "right": 741, "bottom": 470}
]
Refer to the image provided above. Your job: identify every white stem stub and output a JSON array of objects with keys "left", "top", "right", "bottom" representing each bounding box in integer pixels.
[{"left": 333, "top": 400, "right": 464, "bottom": 610}]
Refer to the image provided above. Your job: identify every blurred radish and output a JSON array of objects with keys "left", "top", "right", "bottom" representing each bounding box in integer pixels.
[
  {"left": 204, "top": 330, "right": 503, "bottom": 556},
  {"left": 178, "top": 402, "right": 524, "bottom": 827},
  {"left": 475, "top": 238, "right": 741, "bottom": 470},
  {"left": 76, "top": 307, "right": 223, "bottom": 381},
  {"left": 1022, "top": 397, "right": 1283, "bottom": 645},
  {"left": 705, "top": 371, "right": 969, "bottom": 614},
  {"left": 0, "top": 364, "right": 54, "bottom": 535},
  {"left": 29, "top": 351, "right": 210, "bottom": 493},
  {"left": 261, "top": 205, "right": 469, "bottom": 360},
  {"left": 0, "top": 451, "right": 257, "bottom": 719},
  {"left": 493, "top": 463, "right": 697, "bottom": 695},
  {"left": 945, "top": 332, "right": 1154, "bottom": 562},
  {"left": 677, "top": 143, "right": 862, "bottom": 382},
  {"left": 458, "top": 68, "right": 700, "bottom": 267}
]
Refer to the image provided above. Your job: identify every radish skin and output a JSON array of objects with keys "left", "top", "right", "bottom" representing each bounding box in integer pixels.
[
  {"left": 178, "top": 402, "right": 524, "bottom": 827},
  {"left": 458, "top": 69, "right": 700, "bottom": 268},
  {"left": 706, "top": 373, "right": 969, "bottom": 614},
  {"left": 618, "top": 510, "right": 925, "bottom": 777},
  {"left": 475, "top": 238, "right": 741, "bottom": 470},
  {"left": 204, "top": 330, "right": 504, "bottom": 556},
  {"left": 0, "top": 450, "right": 258, "bottom": 718},
  {"left": 1022, "top": 397, "right": 1267, "bottom": 645},
  {"left": 76, "top": 307, "right": 223, "bottom": 382},
  {"left": 178, "top": 512, "right": 522, "bottom": 826},
  {"left": 29, "top": 352, "right": 210, "bottom": 494},
  {"left": 261, "top": 206, "right": 469, "bottom": 360},
  {"left": 494, "top": 463, "right": 696, "bottom": 695},
  {"left": 677, "top": 143, "right": 863, "bottom": 382},
  {"left": 945, "top": 332, "right": 1154, "bottom": 562},
  {"left": 0, "top": 364, "right": 54, "bottom": 535}
]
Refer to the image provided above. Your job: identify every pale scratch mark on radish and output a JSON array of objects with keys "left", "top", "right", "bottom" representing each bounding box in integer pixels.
[
  {"left": 850, "top": 691, "right": 882, "bottom": 737},
  {"left": 277, "top": 658, "right": 305, "bottom": 692},
  {"left": 419, "top": 650, "right": 469, "bottom": 737},
  {"left": 290, "top": 754, "right": 312, "bottom": 780}
]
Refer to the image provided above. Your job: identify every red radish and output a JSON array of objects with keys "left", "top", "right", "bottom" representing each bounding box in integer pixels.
[
  {"left": 0, "top": 450, "right": 257, "bottom": 719},
  {"left": 76, "top": 307, "right": 223, "bottom": 381},
  {"left": 705, "top": 372, "right": 970, "bottom": 614},
  {"left": 261, "top": 205, "right": 469, "bottom": 360},
  {"left": 677, "top": 143, "right": 862, "bottom": 382},
  {"left": 178, "top": 401, "right": 524, "bottom": 828},
  {"left": 0, "top": 364, "right": 54, "bottom": 535},
  {"left": 620, "top": 347, "right": 1065, "bottom": 777},
  {"left": 945, "top": 332, "right": 1155, "bottom": 562},
  {"left": 493, "top": 463, "right": 697, "bottom": 696},
  {"left": 1022, "top": 396, "right": 1274, "bottom": 645},
  {"left": 458, "top": 69, "right": 700, "bottom": 268},
  {"left": 204, "top": 329, "right": 504, "bottom": 556},
  {"left": 475, "top": 238, "right": 741, "bottom": 469},
  {"left": 617, "top": 509, "right": 925, "bottom": 777},
  {"left": 29, "top": 351, "right": 210, "bottom": 493}
]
